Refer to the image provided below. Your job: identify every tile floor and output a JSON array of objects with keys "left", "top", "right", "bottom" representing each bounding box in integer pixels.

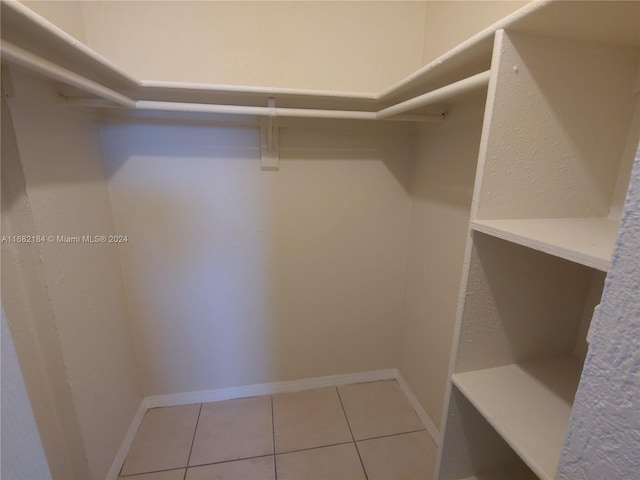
[{"left": 119, "top": 380, "right": 437, "bottom": 480}]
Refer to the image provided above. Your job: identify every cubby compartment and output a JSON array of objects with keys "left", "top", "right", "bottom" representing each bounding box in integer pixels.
[
  {"left": 438, "top": 386, "right": 539, "bottom": 480},
  {"left": 446, "top": 232, "right": 606, "bottom": 479},
  {"left": 471, "top": 29, "right": 640, "bottom": 271}
]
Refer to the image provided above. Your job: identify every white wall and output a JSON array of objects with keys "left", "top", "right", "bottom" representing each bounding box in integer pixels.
[
  {"left": 18, "top": 1, "right": 534, "bottom": 94},
  {"left": 5, "top": 73, "right": 142, "bottom": 479},
  {"left": 422, "top": 1, "right": 529, "bottom": 65},
  {"left": 19, "top": 0, "right": 88, "bottom": 44},
  {"left": 101, "top": 121, "right": 413, "bottom": 396},
  {"left": 1, "top": 89, "right": 90, "bottom": 480},
  {"left": 398, "top": 96, "right": 485, "bottom": 429},
  {"left": 1, "top": 306, "right": 52, "bottom": 480},
  {"left": 78, "top": 1, "right": 426, "bottom": 92},
  {"left": 557, "top": 147, "right": 640, "bottom": 479}
]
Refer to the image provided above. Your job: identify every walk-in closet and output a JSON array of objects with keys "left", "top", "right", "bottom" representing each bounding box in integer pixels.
[{"left": 2, "top": 1, "right": 639, "bottom": 479}]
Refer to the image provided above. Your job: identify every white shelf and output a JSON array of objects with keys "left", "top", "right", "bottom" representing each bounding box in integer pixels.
[
  {"left": 452, "top": 357, "right": 582, "bottom": 480},
  {"left": 0, "top": 0, "right": 485, "bottom": 118},
  {"left": 5, "top": 0, "right": 637, "bottom": 124},
  {"left": 471, "top": 218, "right": 620, "bottom": 272},
  {"left": 4, "top": 0, "right": 639, "bottom": 109},
  {"left": 380, "top": 0, "right": 640, "bottom": 104},
  {"left": 125, "top": 80, "right": 379, "bottom": 112},
  {"left": 0, "top": 0, "right": 137, "bottom": 90},
  {"left": 509, "top": 0, "right": 640, "bottom": 50}
]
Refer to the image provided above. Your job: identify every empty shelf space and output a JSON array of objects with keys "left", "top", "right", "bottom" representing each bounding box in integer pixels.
[
  {"left": 452, "top": 356, "right": 583, "bottom": 480},
  {"left": 470, "top": 218, "right": 621, "bottom": 271}
]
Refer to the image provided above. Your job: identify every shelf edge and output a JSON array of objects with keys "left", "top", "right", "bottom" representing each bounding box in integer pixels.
[{"left": 470, "top": 220, "right": 611, "bottom": 272}]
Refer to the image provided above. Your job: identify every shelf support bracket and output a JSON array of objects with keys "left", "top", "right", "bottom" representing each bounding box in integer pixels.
[{"left": 260, "top": 97, "right": 279, "bottom": 171}]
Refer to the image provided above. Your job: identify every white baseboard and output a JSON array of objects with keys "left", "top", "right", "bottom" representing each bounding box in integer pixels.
[
  {"left": 144, "top": 369, "right": 397, "bottom": 409},
  {"left": 106, "top": 399, "right": 147, "bottom": 480},
  {"left": 106, "top": 368, "right": 438, "bottom": 479},
  {"left": 394, "top": 369, "right": 440, "bottom": 444}
]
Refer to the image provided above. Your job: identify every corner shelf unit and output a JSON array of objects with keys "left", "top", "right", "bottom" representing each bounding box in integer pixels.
[{"left": 437, "top": 5, "right": 639, "bottom": 480}]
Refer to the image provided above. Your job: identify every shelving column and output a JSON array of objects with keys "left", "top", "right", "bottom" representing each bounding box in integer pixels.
[{"left": 436, "top": 26, "right": 639, "bottom": 480}]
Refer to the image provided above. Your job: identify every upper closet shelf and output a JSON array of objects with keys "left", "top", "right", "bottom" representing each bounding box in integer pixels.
[
  {"left": 0, "top": 0, "right": 494, "bottom": 118},
  {"left": 1, "top": 31, "right": 488, "bottom": 123},
  {"left": 0, "top": 0, "right": 136, "bottom": 90},
  {"left": 471, "top": 218, "right": 620, "bottom": 272},
  {"left": 2, "top": 0, "right": 638, "bottom": 121},
  {"left": 379, "top": 0, "right": 640, "bottom": 105}
]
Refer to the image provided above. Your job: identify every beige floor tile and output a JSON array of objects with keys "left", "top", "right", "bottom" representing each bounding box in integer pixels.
[
  {"left": 119, "top": 469, "right": 185, "bottom": 480},
  {"left": 121, "top": 404, "right": 200, "bottom": 475},
  {"left": 357, "top": 431, "right": 436, "bottom": 480},
  {"left": 338, "top": 380, "right": 423, "bottom": 440},
  {"left": 277, "top": 443, "right": 366, "bottom": 480},
  {"left": 189, "top": 395, "right": 273, "bottom": 466},
  {"left": 186, "top": 456, "right": 275, "bottom": 480},
  {"left": 273, "top": 387, "right": 352, "bottom": 453}
]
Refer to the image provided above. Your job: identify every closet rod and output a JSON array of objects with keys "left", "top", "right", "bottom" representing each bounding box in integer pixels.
[
  {"left": 123, "top": 100, "right": 445, "bottom": 122},
  {"left": 376, "top": 70, "right": 491, "bottom": 119},
  {"left": 0, "top": 41, "right": 135, "bottom": 108}
]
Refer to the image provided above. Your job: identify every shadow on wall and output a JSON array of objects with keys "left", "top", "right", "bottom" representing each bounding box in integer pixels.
[
  {"left": 396, "top": 93, "right": 484, "bottom": 430},
  {"left": 103, "top": 119, "right": 415, "bottom": 192},
  {"left": 1, "top": 100, "right": 112, "bottom": 211},
  {"left": 102, "top": 124, "right": 276, "bottom": 392},
  {"left": 101, "top": 121, "right": 413, "bottom": 395}
]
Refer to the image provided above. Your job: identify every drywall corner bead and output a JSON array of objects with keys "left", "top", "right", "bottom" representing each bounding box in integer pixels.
[{"left": 557, "top": 146, "right": 640, "bottom": 479}]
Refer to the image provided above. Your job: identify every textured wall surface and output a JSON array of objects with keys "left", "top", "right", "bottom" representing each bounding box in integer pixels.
[
  {"left": 1, "top": 91, "right": 90, "bottom": 480},
  {"left": 474, "top": 31, "right": 637, "bottom": 220},
  {"left": 557, "top": 147, "right": 640, "bottom": 479},
  {"left": 6, "top": 83, "right": 143, "bottom": 479}
]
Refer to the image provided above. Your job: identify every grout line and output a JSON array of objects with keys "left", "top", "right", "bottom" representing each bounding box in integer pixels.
[
  {"left": 124, "top": 385, "right": 429, "bottom": 479},
  {"left": 334, "top": 387, "right": 355, "bottom": 442},
  {"left": 356, "top": 428, "right": 426, "bottom": 443},
  {"left": 336, "top": 387, "right": 368, "bottom": 480},
  {"left": 187, "top": 439, "right": 362, "bottom": 472},
  {"left": 183, "top": 403, "right": 203, "bottom": 480},
  {"left": 122, "top": 429, "right": 427, "bottom": 479},
  {"left": 275, "top": 440, "right": 355, "bottom": 456},
  {"left": 119, "top": 466, "right": 186, "bottom": 478},
  {"left": 187, "top": 454, "right": 274, "bottom": 469},
  {"left": 271, "top": 396, "right": 278, "bottom": 480}
]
